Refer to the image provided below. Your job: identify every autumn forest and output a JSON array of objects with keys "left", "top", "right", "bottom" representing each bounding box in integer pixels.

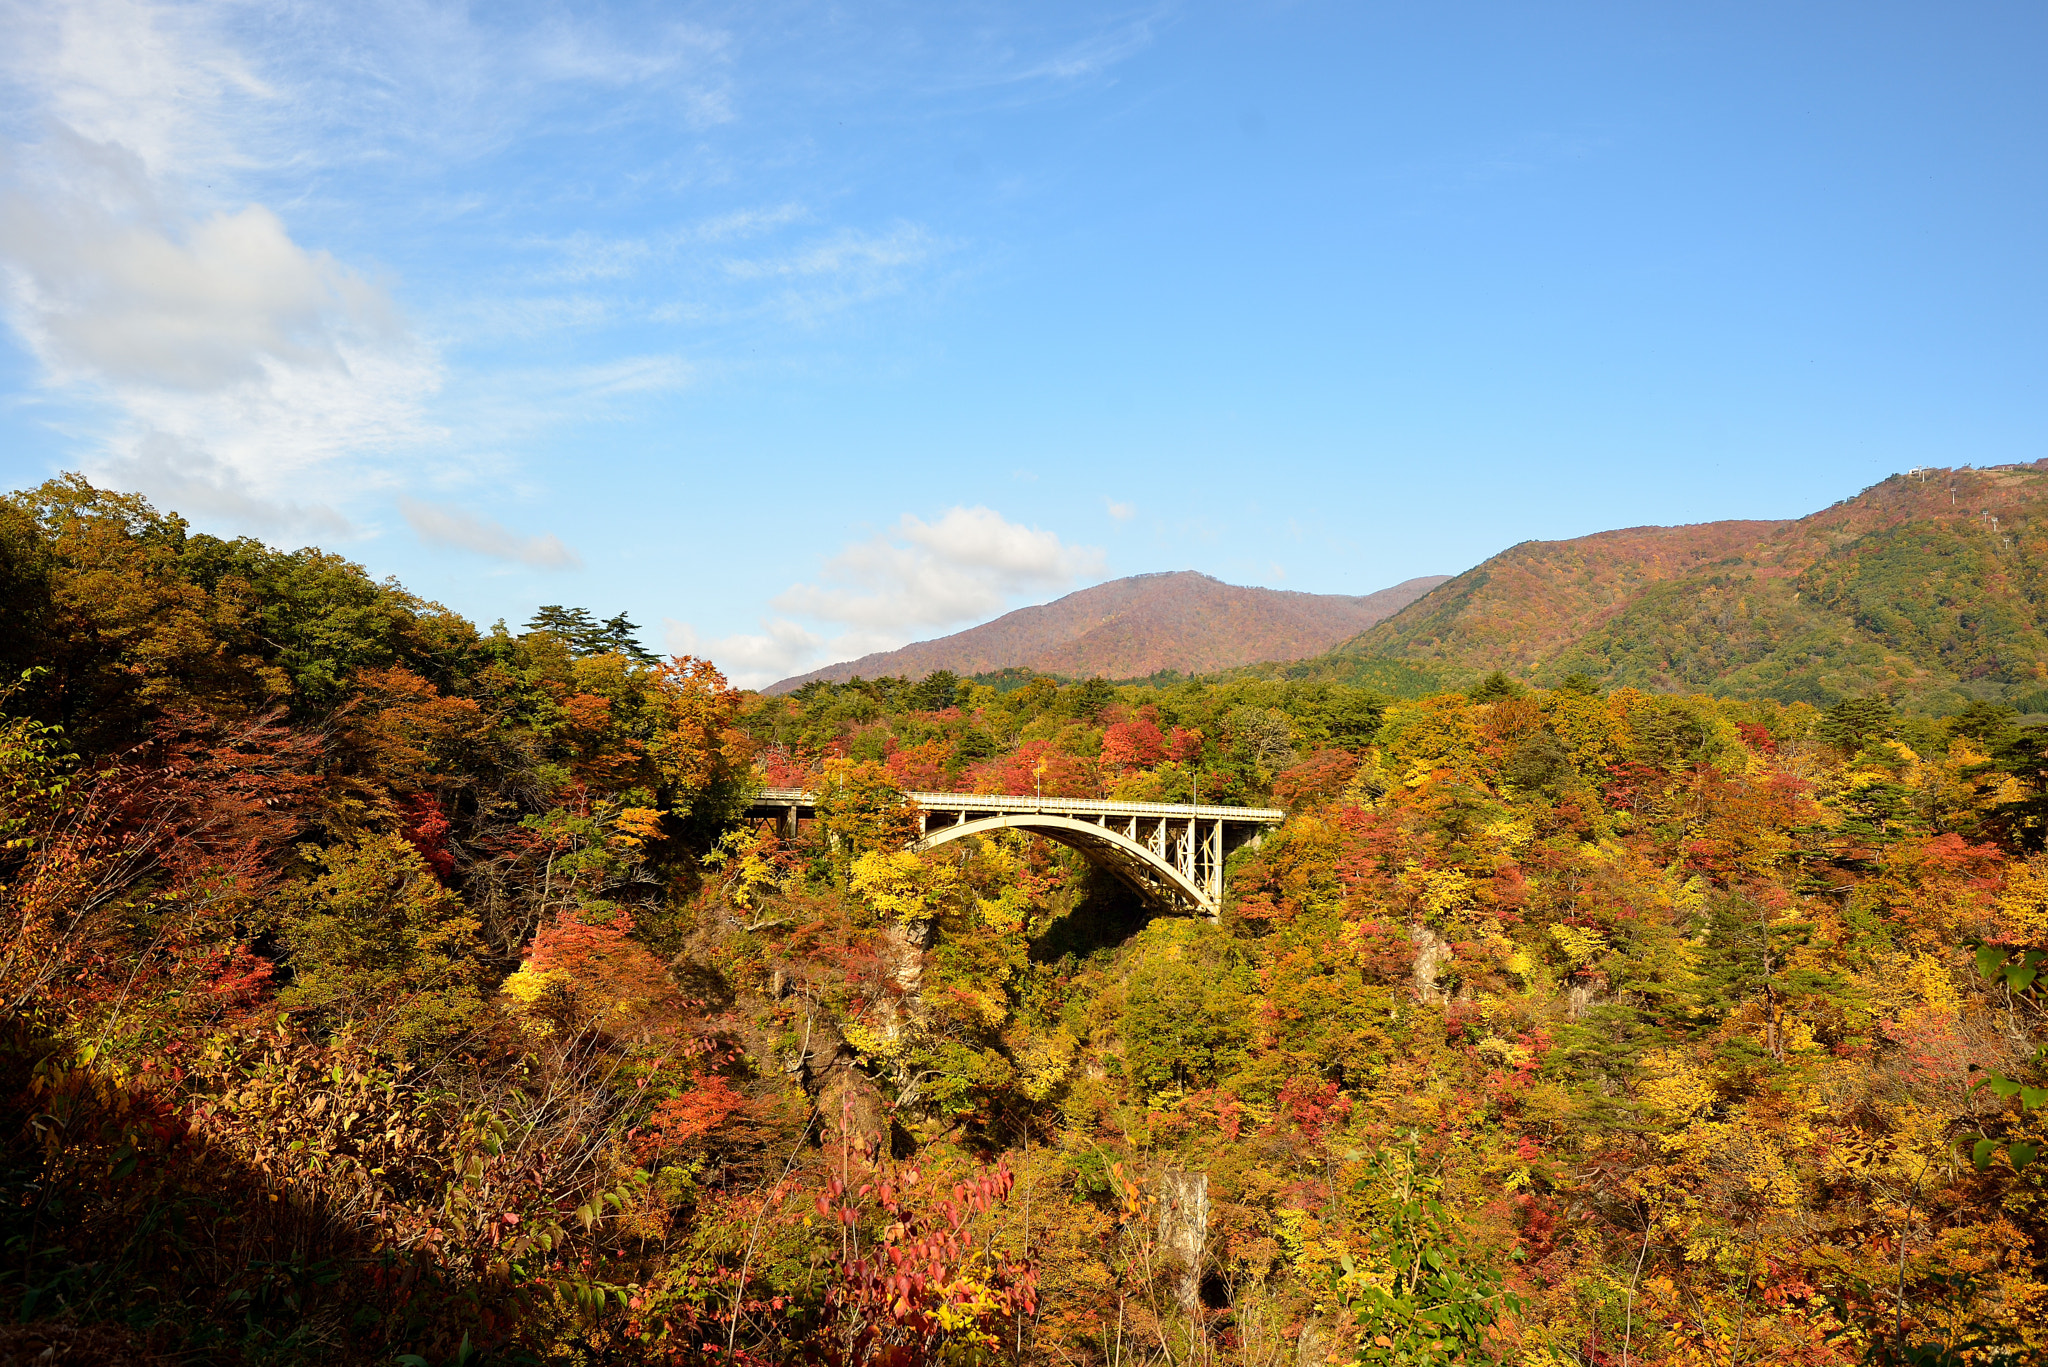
[{"left": 3, "top": 472, "right": 2046, "bottom": 1367}]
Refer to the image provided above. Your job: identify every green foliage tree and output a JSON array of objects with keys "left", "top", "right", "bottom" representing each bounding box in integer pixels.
[
  {"left": 1317, "top": 687, "right": 1387, "bottom": 748},
  {"left": 1118, "top": 921, "right": 1252, "bottom": 1095},
  {"left": 1690, "top": 894, "right": 1845, "bottom": 1062},
  {"left": 1468, "top": 669, "right": 1524, "bottom": 702},
  {"left": 1334, "top": 1141, "right": 1522, "bottom": 1366},
  {"left": 273, "top": 834, "right": 488, "bottom": 1057},
  {"left": 526, "top": 605, "right": 659, "bottom": 661},
  {"left": 183, "top": 533, "right": 472, "bottom": 709},
  {"left": 1061, "top": 675, "right": 1116, "bottom": 721},
  {"left": 1820, "top": 690, "right": 1898, "bottom": 754},
  {"left": 1967, "top": 939, "right": 2047, "bottom": 1173},
  {"left": 905, "top": 669, "right": 961, "bottom": 711}
]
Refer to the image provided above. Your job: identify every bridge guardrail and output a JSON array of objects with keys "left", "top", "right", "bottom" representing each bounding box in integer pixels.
[{"left": 751, "top": 785, "right": 1282, "bottom": 824}]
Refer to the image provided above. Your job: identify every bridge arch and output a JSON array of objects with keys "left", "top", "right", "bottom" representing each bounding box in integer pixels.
[
  {"left": 745, "top": 786, "right": 1281, "bottom": 921},
  {"left": 915, "top": 813, "right": 1211, "bottom": 917}
]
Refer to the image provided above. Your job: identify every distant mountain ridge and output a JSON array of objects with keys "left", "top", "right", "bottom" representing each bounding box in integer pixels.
[
  {"left": 766, "top": 571, "right": 1450, "bottom": 693},
  {"left": 1289, "top": 462, "right": 2048, "bottom": 712}
]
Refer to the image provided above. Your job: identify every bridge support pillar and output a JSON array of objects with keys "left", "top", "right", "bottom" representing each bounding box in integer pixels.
[{"left": 1208, "top": 819, "right": 1223, "bottom": 907}]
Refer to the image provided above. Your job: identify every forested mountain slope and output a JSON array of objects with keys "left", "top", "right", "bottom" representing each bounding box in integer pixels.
[
  {"left": 769, "top": 570, "right": 1449, "bottom": 692},
  {"left": 1315, "top": 463, "right": 2048, "bottom": 711},
  {"left": 3, "top": 473, "right": 2047, "bottom": 1366}
]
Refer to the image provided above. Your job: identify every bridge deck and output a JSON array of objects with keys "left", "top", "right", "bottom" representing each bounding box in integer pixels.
[{"left": 749, "top": 786, "right": 1283, "bottom": 824}]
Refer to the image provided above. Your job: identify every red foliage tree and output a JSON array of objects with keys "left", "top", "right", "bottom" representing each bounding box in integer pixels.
[
  {"left": 633, "top": 1075, "right": 744, "bottom": 1162},
  {"left": 1099, "top": 719, "right": 1166, "bottom": 773},
  {"left": 885, "top": 738, "right": 953, "bottom": 792},
  {"left": 521, "top": 907, "right": 690, "bottom": 1040},
  {"left": 401, "top": 793, "right": 455, "bottom": 879},
  {"left": 972, "top": 741, "right": 1097, "bottom": 799},
  {"left": 1272, "top": 748, "right": 1359, "bottom": 810},
  {"left": 757, "top": 745, "right": 817, "bottom": 787},
  {"left": 813, "top": 1159, "right": 1038, "bottom": 1367}
]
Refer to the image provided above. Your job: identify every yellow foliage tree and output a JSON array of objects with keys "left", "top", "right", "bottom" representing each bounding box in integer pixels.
[{"left": 849, "top": 849, "right": 960, "bottom": 929}]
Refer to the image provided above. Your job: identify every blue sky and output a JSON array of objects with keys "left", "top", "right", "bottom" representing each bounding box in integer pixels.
[{"left": 2, "top": 1, "right": 2043, "bottom": 686}]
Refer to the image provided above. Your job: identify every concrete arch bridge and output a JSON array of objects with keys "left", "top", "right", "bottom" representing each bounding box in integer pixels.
[{"left": 747, "top": 788, "right": 1285, "bottom": 919}]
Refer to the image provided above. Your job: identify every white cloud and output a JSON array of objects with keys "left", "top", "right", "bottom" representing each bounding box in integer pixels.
[
  {"left": 775, "top": 506, "right": 1102, "bottom": 633},
  {"left": 3, "top": 184, "right": 404, "bottom": 393},
  {"left": 663, "top": 616, "right": 823, "bottom": 686},
  {"left": 1106, "top": 498, "right": 1135, "bottom": 521},
  {"left": 0, "top": 0, "right": 736, "bottom": 533},
  {"left": 678, "top": 506, "right": 1104, "bottom": 688},
  {"left": 0, "top": 0, "right": 442, "bottom": 522},
  {"left": 102, "top": 431, "right": 353, "bottom": 538},
  {"left": 400, "top": 497, "right": 581, "bottom": 569}
]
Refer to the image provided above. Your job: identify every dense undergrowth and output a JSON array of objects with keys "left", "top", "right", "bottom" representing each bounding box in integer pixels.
[{"left": 1, "top": 475, "right": 2044, "bottom": 1365}]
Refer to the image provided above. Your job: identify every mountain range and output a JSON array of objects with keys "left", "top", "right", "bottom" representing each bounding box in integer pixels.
[
  {"left": 775, "top": 463, "right": 2048, "bottom": 713},
  {"left": 766, "top": 571, "right": 1449, "bottom": 692},
  {"left": 1276, "top": 461, "right": 2048, "bottom": 711}
]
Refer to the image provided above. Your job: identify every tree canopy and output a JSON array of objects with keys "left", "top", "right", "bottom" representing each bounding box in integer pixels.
[{"left": 1, "top": 476, "right": 2044, "bottom": 1366}]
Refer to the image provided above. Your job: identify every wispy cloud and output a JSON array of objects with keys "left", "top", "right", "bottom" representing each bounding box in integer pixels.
[
  {"left": 520, "top": 204, "right": 813, "bottom": 288},
  {"left": 400, "top": 497, "right": 581, "bottom": 569},
  {"left": 1465, "top": 129, "right": 1612, "bottom": 183},
  {"left": 693, "top": 204, "right": 809, "bottom": 243},
  {"left": 529, "top": 231, "right": 656, "bottom": 285},
  {"left": 712, "top": 223, "right": 943, "bottom": 322},
  {"left": 1007, "top": 10, "right": 1168, "bottom": 83},
  {"left": 423, "top": 354, "right": 693, "bottom": 461},
  {"left": 720, "top": 224, "right": 933, "bottom": 281},
  {"left": 521, "top": 15, "right": 731, "bottom": 102},
  {"left": 5, "top": 0, "right": 271, "bottom": 181},
  {"left": 243, "top": 2, "right": 737, "bottom": 168},
  {"left": 1106, "top": 498, "right": 1136, "bottom": 521},
  {"left": 774, "top": 505, "right": 1103, "bottom": 634},
  {"left": 670, "top": 506, "right": 1105, "bottom": 688},
  {"left": 560, "top": 355, "right": 695, "bottom": 397}
]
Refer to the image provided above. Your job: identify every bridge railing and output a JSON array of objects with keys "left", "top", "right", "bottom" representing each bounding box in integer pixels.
[{"left": 751, "top": 785, "right": 1282, "bottom": 824}]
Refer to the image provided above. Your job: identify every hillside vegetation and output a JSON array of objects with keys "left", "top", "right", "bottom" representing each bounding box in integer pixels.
[
  {"left": 1, "top": 475, "right": 2045, "bottom": 1366},
  {"left": 1286, "top": 464, "right": 2048, "bottom": 713}
]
